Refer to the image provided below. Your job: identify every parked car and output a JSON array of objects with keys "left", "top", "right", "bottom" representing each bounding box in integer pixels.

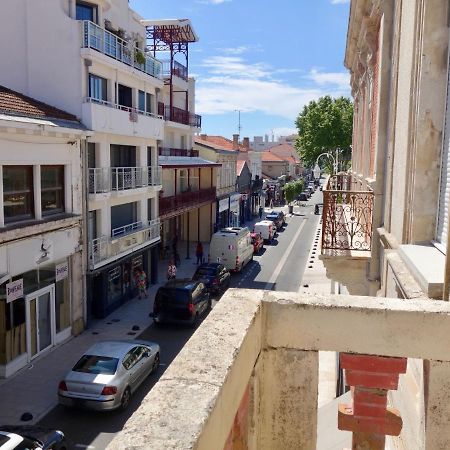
[
  {"left": 297, "top": 192, "right": 309, "bottom": 201},
  {"left": 152, "top": 279, "right": 211, "bottom": 326},
  {"left": 253, "top": 221, "right": 275, "bottom": 243},
  {"left": 265, "top": 211, "right": 286, "bottom": 230},
  {"left": 250, "top": 232, "right": 264, "bottom": 253},
  {"left": 209, "top": 227, "right": 254, "bottom": 272},
  {"left": 58, "top": 340, "right": 160, "bottom": 411},
  {"left": 0, "top": 427, "right": 66, "bottom": 450},
  {"left": 192, "top": 263, "right": 231, "bottom": 295}
]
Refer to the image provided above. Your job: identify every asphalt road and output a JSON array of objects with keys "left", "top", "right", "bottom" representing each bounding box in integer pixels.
[{"left": 39, "top": 190, "right": 322, "bottom": 450}]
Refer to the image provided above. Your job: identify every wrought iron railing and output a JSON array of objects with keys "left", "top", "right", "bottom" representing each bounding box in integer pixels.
[
  {"left": 157, "top": 103, "right": 202, "bottom": 128},
  {"left": 322, "top": 174, "right": 374, "bottom": 251},
  {"left": 158, "top": 148, "right": 199, "bottom": 157},
  {"left": 159, "top": 187, "right": 216, "bottom": 217},
  {"left": 89, "top": 166, "right": 162, "bottom": 194},
  {"left": 82, "top": 21, "right": 162, "bottom": 79},
  {"left": 162, "top": 60, "right": 188, "bottom": 81}
]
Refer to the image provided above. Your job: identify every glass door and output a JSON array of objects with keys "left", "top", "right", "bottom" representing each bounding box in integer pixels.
[{"left": 26, "top": 286, "right": 55, "bottom": 360}]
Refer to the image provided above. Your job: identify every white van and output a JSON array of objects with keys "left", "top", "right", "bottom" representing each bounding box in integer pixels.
[
  {"left": 209, "top": 227, "right": 254, "bottom": 272},
  {"left": 253, "top": 220, "right": 275, "bottom": 242}
]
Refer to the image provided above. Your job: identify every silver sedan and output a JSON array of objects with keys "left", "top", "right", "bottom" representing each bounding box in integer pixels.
[{"left": 58, "top": 340, "right": 160, "bottom": 411}]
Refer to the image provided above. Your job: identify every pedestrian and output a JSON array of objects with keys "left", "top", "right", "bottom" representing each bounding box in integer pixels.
[
  {"left": 167, "top": 260, "right": 177, "bottom": 280},
  {"left": 258, "top": 205, "right": 263, "bottom": 219},
  {"left": 196, "top": 241, "right": 204, "bottom": 265},
  {"left": 135, "top": 268, "right": 148, "bottom": 299}
]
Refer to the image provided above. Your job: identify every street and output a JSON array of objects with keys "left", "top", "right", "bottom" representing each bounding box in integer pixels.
[{"left": 38, "top": 191, "right": 322, "bottom": 450}]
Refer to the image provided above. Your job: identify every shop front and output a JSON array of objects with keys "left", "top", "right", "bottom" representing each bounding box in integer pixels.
[
  {"left": 0, "top": 227, "right": 81, "bottom": 378},
  {"left": 229, "top": 193, "right": 240, "bottom": 227},
  {"left": 216, "top": 197, "right": 230, "bottom": 230},
  {"left": 87, "top": 242, "right": 159, "bottom": 320}
]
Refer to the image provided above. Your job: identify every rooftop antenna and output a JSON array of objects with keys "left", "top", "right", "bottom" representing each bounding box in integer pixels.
[{"left": 234, "top": 109, "right": 242, "bottom": 138}]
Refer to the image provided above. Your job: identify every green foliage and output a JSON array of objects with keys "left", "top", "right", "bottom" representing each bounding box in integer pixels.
[
  {"left": 134, "top": 49, "right": 146, "bottom": 66},
  {"left": 294, "top": 96, "right": 353, "bottom": 171},
  {"left": 283, "top": 179, "right": 304, "bottom": 204}
]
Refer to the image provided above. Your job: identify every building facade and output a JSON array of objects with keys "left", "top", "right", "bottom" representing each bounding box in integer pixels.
[{"left": 0, "top": 86, "right": 88, "bottom": 378}]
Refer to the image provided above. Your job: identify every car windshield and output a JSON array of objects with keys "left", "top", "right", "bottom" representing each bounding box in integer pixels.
[
  {"left": 72, "top": 355, "right": 119, "bottom": 375},
  {"left": 195, "top": 267, "right": 216, "bottom": 276},
  {"left": 157, "top": 289, "right": 190, "bottom": 303}
]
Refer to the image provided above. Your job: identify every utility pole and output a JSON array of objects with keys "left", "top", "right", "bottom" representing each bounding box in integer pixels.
[{"left": 234, "top": 109, "right": 242, "bottom": 138}]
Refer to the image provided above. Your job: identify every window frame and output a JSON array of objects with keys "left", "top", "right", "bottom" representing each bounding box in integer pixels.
[
  {"left": 3, "top": 165, "right": 34, "bottom": 224},
  {"left": 41, "top": 165, "right": 65, "bottom": 216},
  {"left": 89, "top": 74, "right": 107, "bottom": 102},
  {"left": 76, "top": 1, "right": 98, "bottom": 23}
]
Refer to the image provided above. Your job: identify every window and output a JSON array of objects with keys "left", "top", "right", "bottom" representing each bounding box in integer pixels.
[
  {"left": 122, "top": 346, "right": 145, "bottom": 370},
  {"left": 138, "top": 90, "right": 145, "bottom": 112},
  {"left": 146, "top": 93, "right": 153, "bottom": 114},
  {"left": 5, "top": 298, "right": 26, "bottom": 331},
  {"left": 89, "top": 74, "right": 107, "bottom": 102},
  {"left": 73, "top": 355, "right": 119, "bottom": 375},
  {"left": 3, "top": 166, "right": 34, "bottom": 223},
  {"left": 76, "top": 1, "right": 97, "bottom": 22},
  {"left": 41, "top": 166, "right": 65, "bottom": 215}
]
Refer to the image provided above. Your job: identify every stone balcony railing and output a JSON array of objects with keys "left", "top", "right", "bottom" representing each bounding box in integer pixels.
[
  {"left": 107, "top": 289, "right": 450, "bottom": 450},
  {"left": 322, "top": 174, "right": 374, "bottom": 254}
]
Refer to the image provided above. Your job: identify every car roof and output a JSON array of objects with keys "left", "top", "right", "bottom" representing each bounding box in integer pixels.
[
  {"left": 161, "top": 279, "right": 199, "bottom": 290},
  {"left": 83, "top": 340, "right": 156, "bottom": 358},
  {"left": 0, "top": 432, "right": 24, "bottom": 450}
]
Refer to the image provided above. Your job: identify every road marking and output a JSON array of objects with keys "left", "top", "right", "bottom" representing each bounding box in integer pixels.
[{"left": 264, "top": 218, "right": 307, "bottom": 290}]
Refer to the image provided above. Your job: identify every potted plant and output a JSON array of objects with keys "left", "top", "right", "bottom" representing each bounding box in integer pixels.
[
  {"left": 283, "top": 182, "right": 296, "bottom": 214},
  {"left": 134, "top": 48, "right": 146, "bottom": 66}
]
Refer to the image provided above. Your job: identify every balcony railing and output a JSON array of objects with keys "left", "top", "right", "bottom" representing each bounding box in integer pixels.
[
  {"left": 159, "top": 187, "right": 216, "bottom": 217},
  {"left": 162, "top": 60, "right": 188, "bottom": 81},
  {"left": 158, "top": 148, "right": 199, "bottom": 157},
  {"left": 90, "top": 219, "right": 160, "bottom": 268},
  {"left": 157, "top": 103, "right": 202, "bottom": 128},
  {"left": 89, "top": 166, "right": 162, "bottom": 194},
  {"left": 84, "top": 97, "right": 163, "bottom": 120},
  {"left": 82, "top": 21, "right": 162, "bottom": 79},
  {"left": 322, "top": 174, "right": 374, "bottom": 252}
]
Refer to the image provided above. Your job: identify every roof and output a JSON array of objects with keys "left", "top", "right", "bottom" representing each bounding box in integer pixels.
[
  {"left": 194, "top": 137, "right": 237, "bottom": 155},
  {"left": 0, "top": 85, "right": 78, "bottom": 122},
  {"left": 237, "top": 160, "right": 246, "bottom": 175},
  {"left": 159, "top": 156, "right": 221, "bottom": 168},
  {"left": 195, "top": 135, "right": 250, "bottom": 152},
  {"left": 260, "top": 152, "right": 286, "bottom": 162},
  {"left": 142, "top": 19, "right": 199, "bottom": 42},
  {"left": 268, "top": 144, "right": 301, "bottom": 163}
]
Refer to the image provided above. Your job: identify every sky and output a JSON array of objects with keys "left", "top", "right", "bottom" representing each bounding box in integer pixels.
[{"left": 130, "top": 0, "right": 351, "bottom": 140}]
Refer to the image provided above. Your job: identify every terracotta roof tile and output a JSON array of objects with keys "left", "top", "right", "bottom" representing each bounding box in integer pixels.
[
  {"left": 236, "top": 160, "right": 246, "bottom": 175},
  {"left": 268, "top": 143, "right": 300, "bottom": 162},
  {"left": 0, "top": 85, "right": 78, "bottom": 122},
  {"left": 261, "top": 151, "right": 285, "bottom": 162},
  {"left": 194, "top": 135, "right": 249, "bottom": 152}
]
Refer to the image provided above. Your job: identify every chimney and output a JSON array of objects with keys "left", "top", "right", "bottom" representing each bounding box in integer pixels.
[
  {"left": 243, "top": 137, "right": 250, "bottom": 149},
  {"left": 233, "top": 134, "right": 240, "bottom": 150},
  {"left": 200, "top": 134, "right": 207, "bottom": 140}
]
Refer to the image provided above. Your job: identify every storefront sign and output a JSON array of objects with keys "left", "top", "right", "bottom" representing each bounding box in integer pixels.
[
  {"left": 230, "top": 194, "right": 240, "bottom": 210},
  {"left": 56, "top": 262, "right": 69, "bottom": 282},
  {"left": 218, "top": 198, "right": 229, "bottom": 212},
  {"left": 6, "top": 279, "right": 23, "bottom": 303}
]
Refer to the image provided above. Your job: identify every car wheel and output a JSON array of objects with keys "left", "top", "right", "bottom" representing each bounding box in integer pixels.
[
  {"left": 152, "top": 353, "right": 160, "bottom": 374},
  {"left": 120, "top": 387, "right": 131, "bottom": 411},
  {"left": 191, "top": 313, "right": 199, "bottom": 328}
]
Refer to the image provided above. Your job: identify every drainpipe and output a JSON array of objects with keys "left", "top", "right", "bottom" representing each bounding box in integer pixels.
[{"left": 81, "top": 137, "right": 90, "bottom": 328}]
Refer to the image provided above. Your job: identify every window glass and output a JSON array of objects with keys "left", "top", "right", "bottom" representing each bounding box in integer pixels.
[
  {"left": 146, "top": 93, "right": 153, "bottom": 114},
  {"left": 138, "top": 90, "right": 145, "bottom": 112},
  {"left": 89, "top": 75, "right": 107, "bottom": 102},
  {"left": 76, "top": 2, "right": 97, "bottom": 22},
  {"left": 107, "top": 266, "right": 122, "bottom": 306},
  {"left": 3, "top": 166, "right": 34, "bottom": 223},
  {"left": 55, "top": 275, "right": 70, "bottom": 333},
  {"left": 73, "top": 355, "right": 119, "bottom": 375},
  {"left": 122, "top": 346, "right": 144, "bottom": 370},
  {"left": 41, "top": 166, "right": 64, "bottom": 215}
]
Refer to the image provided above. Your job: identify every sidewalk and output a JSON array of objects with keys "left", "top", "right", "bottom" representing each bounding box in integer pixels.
[{"left": 0, "top": 213, "right": 266, "bottom": 426}]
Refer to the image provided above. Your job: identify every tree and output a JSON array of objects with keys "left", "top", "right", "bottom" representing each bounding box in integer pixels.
[
  {"left": 294, "top": 96, "right": 353, "bottom": 172},
  {"left": 283, "top": 180, "right": 304, "bottom": 205}
]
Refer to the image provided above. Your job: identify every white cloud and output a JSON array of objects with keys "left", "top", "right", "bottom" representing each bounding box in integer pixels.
[
  {"left": 330, "top": 0, "right": 350, "bottom": 4},
  {"left": 217, "top": 45, "right": 263, "bottom": 55},
  {"left": 307, "top": 69, "right": 350, "bottom": 90},
  {"left": 195, "top": 56, "right": 350, "bottom": 120}
]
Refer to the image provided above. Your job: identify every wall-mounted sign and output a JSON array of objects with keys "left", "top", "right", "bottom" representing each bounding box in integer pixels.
[
  {"left": 56, "top": 262, "right": 69, "bottom": 282},
  {"left": 218, "top": 198, "right": 229, "bottom": 212},
  {"left": 6, "top": 279, "right": 23, "bottom": 303}
]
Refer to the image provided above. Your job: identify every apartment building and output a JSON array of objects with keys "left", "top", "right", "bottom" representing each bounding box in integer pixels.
[
  {"left": 319, "top": 0, "right": 450, "bottom": 447},
  {"left": 194, "top": 136, "right": 238, "bottom": 230},
  {"left": 0, "top": 0, "right": 165, "bottom": 319},
  {"left": 0, "top": 86, "right": 88, "bottom": 378}
]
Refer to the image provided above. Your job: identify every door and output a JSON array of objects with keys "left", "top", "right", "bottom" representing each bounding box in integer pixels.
[{"left": 26, "top": 285, "right": 55, "bottom": 360}]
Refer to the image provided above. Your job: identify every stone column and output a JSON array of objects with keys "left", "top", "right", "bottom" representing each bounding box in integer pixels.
[{"left": 258, "top": 348, "right": 318, "bottom": 450}]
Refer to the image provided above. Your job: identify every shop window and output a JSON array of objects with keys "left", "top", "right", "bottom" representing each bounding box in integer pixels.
[
  {"left": 138, "top": 90, "right": 145, "bottom": 112},
  {"left": 5, "top": 298, "right": 26, "bottom": 331},
  {"left": 41, "top": 166, "right": 65, "bottom": 216},
  {"left": 107, "top": 266, "right": 122, "bottom": 306},
  {"left": 3, "top": 165, "right": 34, "bottom": 223},
  {"left": 55, "top": 277, "right": 70, "bottom": 333}
]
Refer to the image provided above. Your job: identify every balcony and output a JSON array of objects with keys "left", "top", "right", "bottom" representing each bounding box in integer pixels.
[
  {"left": 159, "top": 187, "right": 216, "bottom": 219},
  {"left": 81, "top": 21, "right": 162, "bottom": 80},
  {"left": 88, "top": 166, "right": 162, "bottom": 194},
  {"left": 107, "top": 289, "right": 450, "bottom": 450},
  {"left": 81, "top": 98, "right": 164, "bottom": 139},
  {"left": 89, "top": 219, "right": 160, "bottom": 269},
  {"left": 321, "top": 174, "right": 374, "bottom": 254},
  {"left": 158, "top": 102, "right": 202, "bottom": 128},
  {"left": 158, "top": 147, "right": 199, "bottom": 157},
  {"left": 162, "top": 60, "right": 188, "bottom": 81}
]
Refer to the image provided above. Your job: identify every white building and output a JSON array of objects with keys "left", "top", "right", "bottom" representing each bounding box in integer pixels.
[
  {"left": 0, "top": 85, "right": 88, "bottom": 378},
  {"left": 0, "top": 0, "right": 163, "bottom": 319}
]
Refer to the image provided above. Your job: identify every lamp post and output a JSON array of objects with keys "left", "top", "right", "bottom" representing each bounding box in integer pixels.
[{"left": 315, "top": 151, "right": 338, "bottom": 175}]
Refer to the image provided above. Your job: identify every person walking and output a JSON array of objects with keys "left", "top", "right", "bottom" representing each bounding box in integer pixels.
[
  {"left": 258, "top": 205, "right": 263, "bottom": 219},
  {"left": 167, "top": 260, "right": 177, "bottom": 280},
  {"left": 135, "top": 268, "right": 148, "bottom": 299},
  {"left": 195, "top": 241, "right": 204, "bottom": 265}
]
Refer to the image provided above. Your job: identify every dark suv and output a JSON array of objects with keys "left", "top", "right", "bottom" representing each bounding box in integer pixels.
[
  {"left": 152, "top": 279, "right": 211, "bottom": 327},
  {"left": 192, "top": 263, "right": 231, "bottom": 295},
  {"left": 265, "top": 210, "right": 286, "bottom": 230}
]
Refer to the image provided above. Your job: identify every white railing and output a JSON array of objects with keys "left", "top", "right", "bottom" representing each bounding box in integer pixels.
[
  {"left": 89, "top": 166, "right": 162, "bottom": 194},
  {"left": 90, "top": 219, "right": 160, "bottom": 267},
  {"left": 82, "top": 21, "right": 162, "bottom": 79},
  {"left": 83, "top": 97, "right": 163, "bottom": 120}
]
